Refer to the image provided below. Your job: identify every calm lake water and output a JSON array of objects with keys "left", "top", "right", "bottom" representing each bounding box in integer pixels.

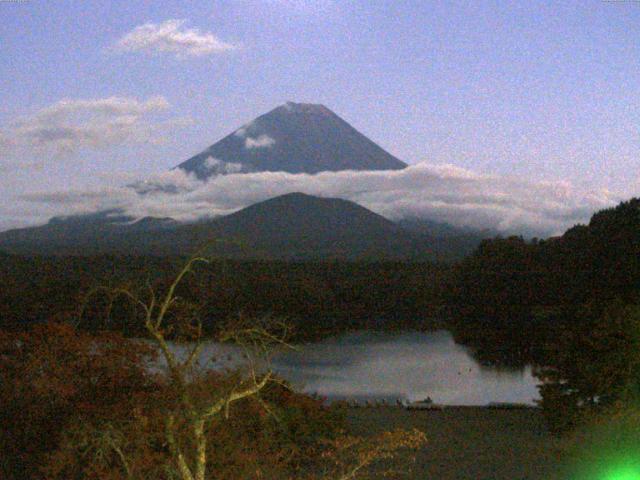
[{"left": 168, "top": 330, "right": 541, "bottom": 406}]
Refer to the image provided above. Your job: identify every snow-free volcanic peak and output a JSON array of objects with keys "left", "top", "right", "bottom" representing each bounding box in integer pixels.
[{"left": 176, "top": 102, "right": 407, "bottom": 179}]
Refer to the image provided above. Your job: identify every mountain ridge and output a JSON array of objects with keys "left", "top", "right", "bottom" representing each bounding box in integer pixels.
[{"left": 0, "top": 193, "right": 482, "bottom": 260}]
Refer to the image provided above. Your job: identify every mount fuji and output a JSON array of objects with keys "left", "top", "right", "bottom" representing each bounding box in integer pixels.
[{"left": 176, "top": 101, "right": 407, "bottom": 178}]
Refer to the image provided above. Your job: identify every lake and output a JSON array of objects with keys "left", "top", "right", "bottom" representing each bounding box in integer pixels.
[{"left": 168, "top": 330, "right": 541, "bottom": 406}]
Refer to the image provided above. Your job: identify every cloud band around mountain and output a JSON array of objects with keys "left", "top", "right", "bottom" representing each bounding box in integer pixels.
[{"left": 13, "top": 163, "right": 620, "bottom": 237}]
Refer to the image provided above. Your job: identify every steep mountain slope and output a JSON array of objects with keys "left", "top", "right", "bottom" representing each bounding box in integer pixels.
[{"left": 176, "top": 102, "right": 407, "bottom": 178}]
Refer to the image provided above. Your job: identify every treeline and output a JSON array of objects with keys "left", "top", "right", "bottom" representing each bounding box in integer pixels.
[
  {"left": 0, "top": 255, "right": 448, "bottom": 341},
  {"left": 446, "top": 198, "right": 640, "bottom": 431}
]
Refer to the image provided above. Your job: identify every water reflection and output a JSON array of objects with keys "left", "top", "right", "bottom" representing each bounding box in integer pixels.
[{"left": 169, "top": 330, "right": 541, "bottom": 406}]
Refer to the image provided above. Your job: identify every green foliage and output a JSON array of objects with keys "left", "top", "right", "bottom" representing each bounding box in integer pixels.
[
  {"left": 5, "top": 197, "right": 640, "bottom": 440},
  {"left": 445, "top": 236, "right": 550, "bottom": 367}
]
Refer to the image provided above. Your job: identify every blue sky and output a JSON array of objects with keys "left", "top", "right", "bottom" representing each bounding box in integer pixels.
[{"left": 1, "top": 0, "right": 639, "bottom": 232}]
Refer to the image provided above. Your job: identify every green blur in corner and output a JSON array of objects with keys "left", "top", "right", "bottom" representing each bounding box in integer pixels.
[
  {"left": 559, "top": 407, "right": 640, "bottom": 480},
  {"left": 602, "top": 462, "right": 640, "bottom": 480}
]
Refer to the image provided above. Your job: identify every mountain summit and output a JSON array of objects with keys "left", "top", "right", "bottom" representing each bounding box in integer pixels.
[{"left": 176, "top": 102, "right": 407, "bottom": 178}]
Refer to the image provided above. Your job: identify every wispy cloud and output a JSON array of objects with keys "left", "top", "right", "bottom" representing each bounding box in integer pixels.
[
  {"left": 0, "top": 96, "right": 188, "bottom": 156},
  {"left": 204, "top": 157, "right": 245, "bottom": 174},
  {"left": 113, "top": 19, "right": 237, "bottom": 58},
  {"left": 13, "top": 163, "right": 621, "bottom": 237},
  {"left": 33, "top": 96, "right": 170, "bottom": 119}
]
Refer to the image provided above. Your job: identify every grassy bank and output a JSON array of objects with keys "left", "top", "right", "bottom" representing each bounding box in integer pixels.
[{"left": 345, "top": 406, "right": 564, "bottom": 480}]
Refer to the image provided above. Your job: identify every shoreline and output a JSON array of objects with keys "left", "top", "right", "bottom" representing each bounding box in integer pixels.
[{"left": 334, "top": 403, "right": 540, "bottom": 411}]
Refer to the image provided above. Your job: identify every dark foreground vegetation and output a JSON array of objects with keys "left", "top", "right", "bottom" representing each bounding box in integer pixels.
[
  {"left": 0, "top": 287, "right": 426, "bottom": 479},
  {"left": 1, "top": 197, "right": 640, "bottom": 477}
]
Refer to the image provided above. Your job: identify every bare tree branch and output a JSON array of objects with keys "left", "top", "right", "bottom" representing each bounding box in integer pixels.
[
  {"left": 165, "top": 415, "right": 195, "bottom": 480},
  {"left": 202, "top": 371, "right": 273, "bottom": 420}
]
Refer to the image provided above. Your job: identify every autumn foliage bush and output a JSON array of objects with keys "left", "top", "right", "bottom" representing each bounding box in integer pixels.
[
  {"left": 0, "top": 322, "right": 155, "bottom": 479},
  {"left": 0, "top": 322, "right": 343, "bottom": 479}
]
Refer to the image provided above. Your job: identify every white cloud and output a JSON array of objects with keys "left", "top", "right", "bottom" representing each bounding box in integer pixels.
[
  {"left": 130, "top": 169, "right": 203, "bottom": 194},
  {"left": 0, "top": 96, "right": 187, "bottom": 156},
  {"left": 233, "top": 120, "right": 257, "bottom": 139},
  {"left": 113, "top": 19, "right": 237, "bottom": 58},
  {"left": 245, "top": 134, "right": 275, "bottom": 149},
  {"left": 12, "top": 162, "right": 622, "bottom": 237}
]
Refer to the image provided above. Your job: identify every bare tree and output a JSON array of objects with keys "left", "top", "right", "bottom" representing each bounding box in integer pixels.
[{"left": 82, "top": 254, "right": 289, "bottom": 480}]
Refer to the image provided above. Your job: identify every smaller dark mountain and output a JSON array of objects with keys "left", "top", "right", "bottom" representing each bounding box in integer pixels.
[
  {"left": 0, "top": 193, "right": 478, "bottom": 261},
  {"left": 190, "top": 192, "right": 432, "bottom": 260},
  {"left": 216, "top": 192, "right": 402, "bottom": 241},
  {"left": 177, "top": 102, "right": 407, "bottom": 179}
]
